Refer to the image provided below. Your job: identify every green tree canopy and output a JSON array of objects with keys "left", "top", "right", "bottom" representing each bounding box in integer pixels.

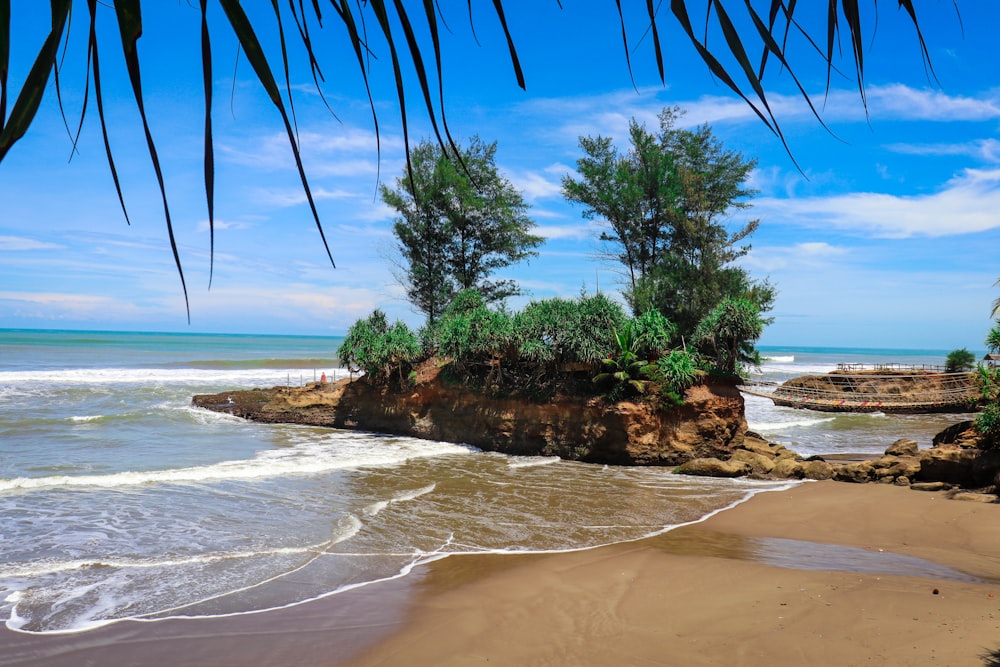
[
  {"left": 380, "top": 137, "right": 543, "bottom": 323},
  {"left": 563, "top": 107, "right": 773, "bottom": 338}
]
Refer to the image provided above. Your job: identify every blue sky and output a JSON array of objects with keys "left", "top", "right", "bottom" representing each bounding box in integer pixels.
[{"left": 1, "top": 2, "right": 998, "bottom": 350}]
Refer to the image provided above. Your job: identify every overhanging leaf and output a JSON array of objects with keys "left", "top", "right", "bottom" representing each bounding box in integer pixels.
[{"left": 0, "top": 0, "right": 71, "bottom": 162}]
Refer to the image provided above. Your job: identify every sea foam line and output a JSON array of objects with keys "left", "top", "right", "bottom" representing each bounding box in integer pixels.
[{"left": 0, "top": 439, "right": 471, "bottom": 493}]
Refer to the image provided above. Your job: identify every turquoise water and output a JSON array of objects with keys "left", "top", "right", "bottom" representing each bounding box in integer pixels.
[{"left": 0, "top": 329, "right": 794, "bottom": 635}]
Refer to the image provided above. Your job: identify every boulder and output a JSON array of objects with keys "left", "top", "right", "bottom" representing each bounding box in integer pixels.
[
  {"left": 835, "top": 461, "right": 875, "bottom": 484},
  {"left": 950, "top": 492, "right": 998, "bottom": 503},
  {"left": 730, "top": 449, "right": 775, "bottom": 475},
  {"left": 772, "top": 458, "right": 804, "bottom": 479},
  {"left": 915, "top": 446, "right": 1000, "bottom": 487},
  {"left": 910, "top": 481, "right": 952, "bottom": 492},
  {"left": 932, "top": 420, "right": 981, "bottom": 448},
  {"left": 800, "top": 460, "right": 835, "bottom": 480},
  {"left": 894, "top": 476, "right": 911, "bottom": 487},
  {"left": 885, "top": 438, "right": 918, "bottom": 457},
  {"left": 675, "top": 458, "right": 751, "bottom": 478}
]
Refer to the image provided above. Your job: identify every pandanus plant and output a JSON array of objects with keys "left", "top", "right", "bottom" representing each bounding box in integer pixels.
[{"left": 593, "top": 322, "right": 652, "bottom": 397}]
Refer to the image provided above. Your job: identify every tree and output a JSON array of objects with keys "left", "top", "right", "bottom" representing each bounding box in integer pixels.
[
  {"left": 945, "top": 348, "right": 976, "bottom": 373},
  {"left": 692, "top": 297, "right": 766, "bottom": 376},
  {"left": 1, "top": 3, "right": 948, "bottom": 315},
  {"left": 381, "top": 137, "right": 543, "bottom": 322},
  {"left": 563, "top": 107, "right": 773, "bottom": 338}
]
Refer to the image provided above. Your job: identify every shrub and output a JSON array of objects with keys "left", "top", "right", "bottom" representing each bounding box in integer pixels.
[
  {"left": 338, "top": 310, "right": 420, "bottom": 383},
  {"left": 631, "top": 309, "right": 677, "bottom": 358},
  {"left": 975, "top": 403, "right": 1000, "bottom": 448},
  {"left": 945, "top": 348, "right": 976, "bottom": 373},
  {"left": 514, "top": 294, "right": 627, "bottom": 367},
  {"left": 656, "top": 349, "right": 701, "bottom": 394},
  {"left": 692, "top": 298, "right": 765, "bottom": 376}
]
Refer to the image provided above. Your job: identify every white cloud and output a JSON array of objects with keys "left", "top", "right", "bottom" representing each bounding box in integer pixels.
[
  {"left": 744, "top": 242, "right": 849, "bottom": 272},
  {"left": 505, "top": 169, "right": 563, "bottom": 201},
  {"left": 886, "top": 138, "right": 1000, "bottom": 163},
  {"left": 865, "top": 84, "right": 1000, "bottom": 121},
  {"left": 756, "top": 168, "right": 1000, "bottom": 238},
  {"left": 534, "top": 223, "right": 597, "bottom": 241},
  {"left": 0, "top": 235, "right": 62, "bottom": 251},
  {"left": 195, "top": 219, "right": 253, "bottom": 232},
  {"left": 254, "top": 186, "right": 358, "bottom": 207}
]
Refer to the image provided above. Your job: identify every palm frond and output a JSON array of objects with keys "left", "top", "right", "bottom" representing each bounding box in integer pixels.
[{"left": 0, "top": 1, "right": 951, "bottom": 319}]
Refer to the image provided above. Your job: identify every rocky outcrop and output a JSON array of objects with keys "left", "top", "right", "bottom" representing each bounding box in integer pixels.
[
  {"left": 670, "top": 422, "right": 999, "bottom": 502},
  {"left": 192, "top": 361, "right": 747, "bottom": 466},
  {"left": 191, "top": 364, "right": 1000, "bottom": 501}
]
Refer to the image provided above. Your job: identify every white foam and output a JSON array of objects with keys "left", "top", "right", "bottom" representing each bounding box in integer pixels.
[
  {"left": 0, "top": 436, "right": 472, "bottom": 493},
  {"left": 762, "top": 355, "right": 795, "bottom": 363},
  {"left": 67, "top": 415, "right": 103, "bottom": 422},
  {"left": 750, "top": 416, "right": 837, "bottom": 431},
  {"left": 507, "top": 456, "right": 561, "bottom": 470},
  {"left": 364, "top": 484, "right": 436, "bottom": 516}
]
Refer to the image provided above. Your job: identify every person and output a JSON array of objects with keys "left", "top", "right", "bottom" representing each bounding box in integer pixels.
[{"left": 321, "top": 372, "right": 327, "bottom": 384}]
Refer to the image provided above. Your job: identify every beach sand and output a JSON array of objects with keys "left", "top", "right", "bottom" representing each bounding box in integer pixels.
[
  {"left": 343, "top": 482, "right": 1000, "bottom": 667},
  {"left": 3, "top": 482, "right": 999, "bottom": 666}
]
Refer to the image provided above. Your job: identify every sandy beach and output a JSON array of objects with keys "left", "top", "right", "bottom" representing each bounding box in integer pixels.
[
  {"left": 4, "top": 481, "right": 998, "bottom": 666},
  {"left": 343, "top": 481, "right": 1000, "bottom": 667}
]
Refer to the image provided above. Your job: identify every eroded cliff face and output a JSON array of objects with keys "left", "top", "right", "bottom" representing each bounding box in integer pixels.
[{"left": 192, "top": 363, "right": 747, "bottom": 466}]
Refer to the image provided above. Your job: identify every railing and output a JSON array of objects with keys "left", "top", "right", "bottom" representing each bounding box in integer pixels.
[
  {"left": 739, "top": 370, "right": 979, "bottom": 411},
  {"left": 835, "top": 363, "right": 946, "bottom": 372}
]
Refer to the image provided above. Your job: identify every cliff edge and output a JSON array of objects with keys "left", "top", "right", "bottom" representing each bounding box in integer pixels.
[{"left": 192, "top": 360, "right": 747, "bottom": 466}]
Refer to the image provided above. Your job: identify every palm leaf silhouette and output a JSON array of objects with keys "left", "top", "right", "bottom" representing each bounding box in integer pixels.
[{"left": 0, "top": 2, "right": 950, "bottom": 315}]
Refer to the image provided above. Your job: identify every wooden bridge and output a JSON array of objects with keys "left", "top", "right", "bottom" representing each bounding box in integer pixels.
[{"left": 739, "top": 371, "right": 980, "bottom": 414}]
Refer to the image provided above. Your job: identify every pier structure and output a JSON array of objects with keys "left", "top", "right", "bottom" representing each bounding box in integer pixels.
[{"left": 740, "top": 366, "right": 980, "bottom": 414}]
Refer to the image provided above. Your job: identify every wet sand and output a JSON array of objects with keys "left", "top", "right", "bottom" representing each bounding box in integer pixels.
[
  {"left": 3, "top": 482, "right": 999, "bottom": 666},
  {"left": 343, "top": 482, "right": 1000, "bottom": 667}
]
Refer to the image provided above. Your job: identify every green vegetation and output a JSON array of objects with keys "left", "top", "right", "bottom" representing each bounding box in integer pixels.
[
  {"left": 338, "top": 310, "right": 420, "bottom": 383},
  {"left": 381, "top": 138, "right": 543, "bottom": 323},
  {"left": 562, "top": 107, "right": 775, "bottom": 340},
  {"left": 339, "top": 285, "right": 767, "bottom": 407},
  {"left": 975, "top": 323, "right": 1000, "bottom": 447},
  {"left": 344, "top": 110, "right": 773, "bottom": 404},
  {"left": 945, "top": 348, "right": 976, "bottom": 373}
]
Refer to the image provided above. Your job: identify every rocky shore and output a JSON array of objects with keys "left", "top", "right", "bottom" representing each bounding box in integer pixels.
[{"left": 193, "top": 363, "right": 999, "bottom": 500}]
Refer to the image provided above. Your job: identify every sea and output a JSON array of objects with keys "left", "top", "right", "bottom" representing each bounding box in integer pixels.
[{"left": 0, "top": 330, "right": 979, "bottom": 637}]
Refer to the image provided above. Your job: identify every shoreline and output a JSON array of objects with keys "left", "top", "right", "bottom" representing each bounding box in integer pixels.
[
  {"left": 340, "top": 481, "right": 1000, "bottom": 667},
  {"left": 4, "top": 482, "right": 999, "bottom": 666}
]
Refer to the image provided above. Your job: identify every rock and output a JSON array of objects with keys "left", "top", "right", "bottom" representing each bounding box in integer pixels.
[
  {"left": 885, "top": 438, "right": 918, "bottom": 456},
  {"left": 800, "top": 460, "right": 835, "bottom": 480},
  {"left": 894, "top": 476, "right": 911, "bottom": 486},
  {"left": 835, "top": 461, "right": 875, "bottom": 484},
  {"left": 772, "top": 458, "right": 803, "bottom": 479},
  {"left": 804, "top": 454, "right": 826, "bottom": 462},
  {"left": 675, "top": 458, "right": 752, "bottom": 478},
  {"left": 950, "top": 492, "right": 998, "bottom": 503},
  {"left": 739, "top": 436, "right": 777, "bottom": 457},
  {"left": 915, "top": 445, "right": 1000, "bottom": 487},
  {"left": 932, "top": 420, "right": 979, "bottom": 448},
  {"left": 910, "top": 481, "right": 952, "bottom": 492},
  {"left": 730, "top": 449, "right": 775, "bottom": 475},
  {"left": 193, "top": 362, "right": 749, "bottom": 466}
]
